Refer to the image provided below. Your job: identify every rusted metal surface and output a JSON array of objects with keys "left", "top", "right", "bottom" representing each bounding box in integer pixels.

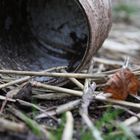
[
  {"left": 0, "top": 0, "right": 112, "bottom": 85},
  {"left": 77, "top": 0, "right": 112, "bottom": 71}
]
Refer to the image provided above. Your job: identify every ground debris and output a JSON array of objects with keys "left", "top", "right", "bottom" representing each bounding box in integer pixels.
[{"left": 0, "top": 23, "right": 140, "bottom": 140}]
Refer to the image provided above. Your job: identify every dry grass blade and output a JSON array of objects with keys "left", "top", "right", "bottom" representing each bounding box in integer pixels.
[{"left": 62, "top": 111, "right": 74, "bottom": 140}]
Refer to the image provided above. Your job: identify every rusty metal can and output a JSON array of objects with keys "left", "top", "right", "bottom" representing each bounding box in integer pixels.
[{"left": 0, "top": 0, "right": 112, "bottom": 85}]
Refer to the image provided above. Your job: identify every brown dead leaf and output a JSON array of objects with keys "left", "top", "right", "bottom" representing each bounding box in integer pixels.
[{"left": 104, "top": 68, "right": 140, "bottom": 100}]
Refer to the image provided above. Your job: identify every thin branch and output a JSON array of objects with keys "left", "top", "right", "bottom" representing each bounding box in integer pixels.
[
  {"left": 0, "top": 76, "right": 31, "bottom": 89},
  {"left": 113, "top": 105, "right": 140, "bottom": 119},
  {"left": 0, "top": 69, "right": 106, "bottom": 79},
  {"left": 80, "top": 57, "right": 95, "bottom": 115},
  {"left": 124, "top": 113, "right": 140, "bottom": 126},
  {"left": 32, "top": 93, "right": 71, "bottom": 100},
  {"left": 94, "top": 57, "right": 123, "bottom": 66},
  {"left": 61, "top": 69, "right": 84, "bottom": 90},
  {"left": 0, "top": 87, "right": 24, "bottom": 113},
  {"left": 36, "top": 99, "right": 81, "bottom": 119},
  {"left": 17, "top": 99, "right": 45, "bottom": 112},
  {"left": 31, "top": 81, "right": 140, "bottom": 110},
  {"left": 0, "top": 95, "right": 16, "bottom": 102},
  {"left": 31, "top": 81, "right": 82, "bottom": 96},
  {"left": 35, "top": 95, "right": 140, "bottom": 119},
  {"left": 96, "top": 96, "right": 140, "bottom": 110}
]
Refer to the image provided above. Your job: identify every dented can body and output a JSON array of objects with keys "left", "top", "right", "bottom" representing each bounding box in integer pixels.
[
  {"left": 77, "top": 0, "right": 112, "bottom": 71},
  {"left": 0, "top": 0, "right": 112, "bottom": 85}
]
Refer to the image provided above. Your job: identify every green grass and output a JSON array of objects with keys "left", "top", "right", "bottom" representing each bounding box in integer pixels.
[
  {"left": 114, "top": 4, "right": 139, "bottom": 15},
  {"left": 51, "top": 114, "right": 66, "bottom": 140},
  {"left": 25, "top": 106, "right": 139, "bottom": 140},
  {"left": 81, "top": 131, "right": 93, "bottom": 140},
  {"left": 50, "top": 108, "right": 138, "bottom": 140}
]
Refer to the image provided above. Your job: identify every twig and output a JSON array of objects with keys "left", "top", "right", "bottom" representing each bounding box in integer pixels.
[
  {"left": 96, "top": 96, "right": 140, "bottom": 110},
  {"left": 0, "top": 69, "right": 106, "bottom": 79},
  {"left": 0, "top": 66, "right": 67, "bottom": 86},
  {"left": 0, "top": 87, "right": 22, "bottom": 113},
  {"left": 0, "top": 118, "right": 26, "bottom": 133},
  {"left": 62, "top": 112, "right": 74, "bottom": 140},
  {"left": 96, "top": 104, "right": 140, "bottom": 120},
  {"left": 31, "top": 81, "right": 82, "bottom": 96},
  {"left": 0, "top": 76, "right": 31, "bottom": 89},
  {"left": 80, "top": 57, "right": 95, "bottom": 115},
  {"left": 80, "top": 84, "right": 96, "bottom": 115},
  {"left": 79, "top": 58, "right": 103, "bottom": 140},
  {"left": 124, "top": 113, "right": 140, "bottom": 126},
  {"left": 36, "top": 99, "right": 81, "bottom": 119},
  {"left": 113, "top": 105, "right": 140, "bottom": 119},
  {"left": 0, "top": 66, "right": 67, "bottom": 88},
  {"left": 61, "top": 69, "right": 84, "bottom": 90},
  {"left": 35, "top": 95, "right": 140, "bottom": 119},
  {"left": 43, "top": 66, "right": 67, "bottom": 72},
  {"left": 94, "top": 57, "right": 123, "bottom": 66},
  {"left": 17, "top": 99, "right": 45, "bottom": 112},
  {"left": 31, "top": 81, "right": 140, "bottom": 110},
  {"left": 32, "top": 93, "right": 71, "bottom": 100},
  {"left": 0, "top": 95, "right": 15, "bottom": 102}
]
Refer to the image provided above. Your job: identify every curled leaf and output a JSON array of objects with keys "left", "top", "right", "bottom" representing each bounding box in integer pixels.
[{"left": 104, "top": 68, "right": 140, "bottom": 100}]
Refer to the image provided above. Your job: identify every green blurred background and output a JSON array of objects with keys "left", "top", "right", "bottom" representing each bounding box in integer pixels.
[{"left": 112, "top": 0, "right": 140, "bottom": 26}]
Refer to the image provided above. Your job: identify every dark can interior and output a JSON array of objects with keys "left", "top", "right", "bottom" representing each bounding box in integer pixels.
[{"left": 0, "top": 0, "right": 89, "bottom": 71}]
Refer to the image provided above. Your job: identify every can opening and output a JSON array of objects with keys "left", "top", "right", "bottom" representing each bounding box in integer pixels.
[{"left": 0, "top": 0, "right": 89, "bottom": 71}]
